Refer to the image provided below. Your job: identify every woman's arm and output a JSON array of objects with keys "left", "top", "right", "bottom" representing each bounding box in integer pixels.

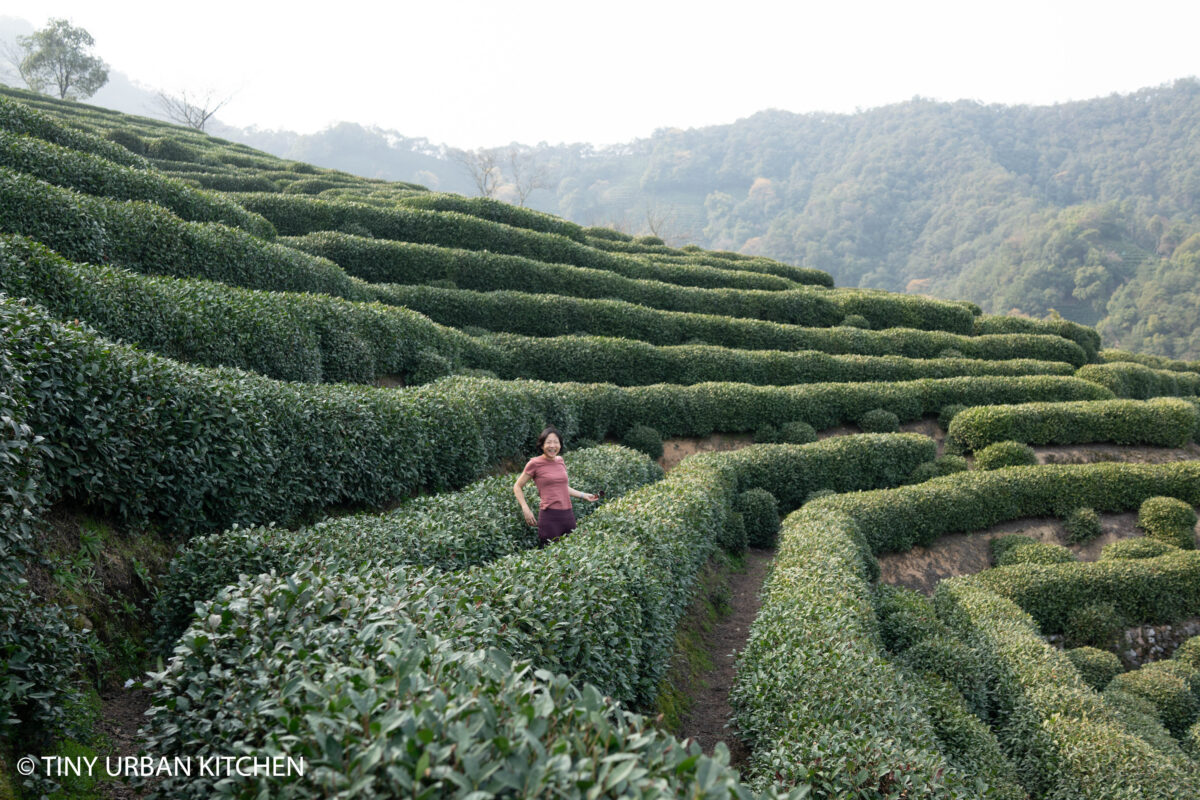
[
  {"left": 568, "top": 486, "right": 599, "bottom": 502},
  {"left": 514, "top": 472, "right": 537, "bottom": 525}
]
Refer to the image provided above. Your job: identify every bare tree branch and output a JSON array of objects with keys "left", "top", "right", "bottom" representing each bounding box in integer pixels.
[
  {"left": 506, "top": 147, "right": 549, "bottom": 206},
  {"left": 448, "top": 147, "right": 501, "bottom": 198},
  {"left": 156, "top": 89, "right": 232, "bottom": 131}
]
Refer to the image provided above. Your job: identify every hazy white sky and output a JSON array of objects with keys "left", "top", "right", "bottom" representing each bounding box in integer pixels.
[{"left": 6, "top": 1, "right": 1200, "bottom": 148}]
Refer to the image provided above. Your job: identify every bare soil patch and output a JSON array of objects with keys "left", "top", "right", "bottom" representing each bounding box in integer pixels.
[
  {"left": 1035, "top": 442, "right": 1200, "bottom": 465},
  {"left": 658, "top": 433, "right": 755, "bottom": 470},
  {"left": 96, "top": 687, "right": 153, "bottom": 799},
  {"left": 675, "top": 549, "right": 773, "bottom": 767},
  {"left": 877, "top": 512, "right": 1145, "bottom": 595}
]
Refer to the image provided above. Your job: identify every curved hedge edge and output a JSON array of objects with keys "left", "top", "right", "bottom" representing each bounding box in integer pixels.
[
  {"left": 946, "top": 398, "right": 1200, "bottom": 451},
  {"left": 1077, "top": 362, "right": 1200, "bottom": 399},
  {"left": 813, "top": 461, "right": 1200, "bottom": 555},
  {"left": 975, "top": 314, "right": 1101, "bottom": 362},
  {"left": 935, "top": 580, "right": 1200, "bottom": 796},
  {"left": 730, "top": 505, "right": 975, "bottom": 797}
]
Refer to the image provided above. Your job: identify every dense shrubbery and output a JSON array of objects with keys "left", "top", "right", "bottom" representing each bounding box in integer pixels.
[
  {"left": 975, "top": 313, "right": 1101, "bottom": 361},
  {"left": 735, "top": 489, "right": 779, "bottom": 548},
  {"left": 935, "top": 581, "right": 1200, "bottom": 796},
  {"left": 0, "top": 96, "right": 148, "bottom": 169},
  {"left": 468, "top": 332, "right": 1072, "bottom": 387},
  {"left": 0, "top": 130, "right": 274, "bottom": 237},
  {"left": 151, "top": 445, "right": 661, "bottom": 649},
  {"left": 947, "top": 398, "right": 1200, "bottom": 451},
  {"left": 1107, "top": 661, "right": 1200, "bottom": 736},
  {"left": 858, "top": 407, "right": 900, "bottom": 432},
  {"left": 239, "top": 194, "right": 798, "bottom": 291},
  {"left": 1066, "top": 646, "right": 1122, "bottom": 691},
  {"left": 1139, "top": 496, "right": 1198, "bottom": 549},
  {"left": 381, "top": 285, "right": 1087, "bottom": 362},
  {"left": 974, "top": 440, "right": 1038, "bottom": 469},
  {"left": 1064, "top": 506, "right": 1102, "bottom": 543},
  {"left": 398, "top": 192, "right": 588, "bottom": 240},
  {"left": 1100, "top": 537, "right": 1180, "bottom": 560},
  {"left": 732, "top": 507, "right": 981, "bottom": 797},
  {"left": 294, "top": 231, "right": 841, "bottom": 326},
  {"left": 812, "top": 461, "right": 1200, "bottom": 554},
  {"left": 1101, "top": 348, "right": 1200, "bottom": 374},
  {"left": 0, "top": 167, "right": 359, "bottom": 298},
  {"left": 1077, "top": 362, "right": 1200, "bottom": 398},
  {"left": 990, "top": 535, "right": 1075, "bottom": 567},
  {"left": 620, "top": 424, "right": 663, "bottom": 459}
]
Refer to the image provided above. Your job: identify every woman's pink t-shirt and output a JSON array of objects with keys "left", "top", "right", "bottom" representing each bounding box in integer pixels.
[{"left": 523, "top": 456, "right": 572, "bottom": 510}]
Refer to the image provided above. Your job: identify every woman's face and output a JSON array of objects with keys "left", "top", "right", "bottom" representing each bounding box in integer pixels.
[{"left": 542, "top": 433, "right": 561, "bottom": 457}]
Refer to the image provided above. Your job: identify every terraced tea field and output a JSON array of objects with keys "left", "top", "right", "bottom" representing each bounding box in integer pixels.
[{"left": 2, "top": 85, "right": 1200, "bottom": 799}]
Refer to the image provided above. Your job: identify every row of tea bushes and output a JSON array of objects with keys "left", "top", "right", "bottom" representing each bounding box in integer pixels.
[
  {"left": 1077, "top": 362, "right": 1200, "bottom": 398},
  {"left": 0, "top": 130, "right": 275, "bottom": 237},
  {"left": 465, "top": 332, "right": 1073, "bottom": 387},
  {"left": 946, "top": 398, "right": 1200, "bottom": 451},
  {"left": 382, "top": 285, "right": 1088, "bottom": 364},
  {"left": 397, "top": 192, "right": 588, "bottom": 240},
  {"left": 584, "top": 236, "right": 831, "bottom": 285},
  {"left": 0, "top": 237, "right": 1080, "bottom": 392},
  {"left": 934, "top": 581, "right": 1200, "bottom": 796},
  {"left": 813, "top": 461, "right": 1200, "bottom": 554},
  {"left": 0, "top": 95, "right": 147, "bottom": 169},
  {"left": 975, "top": 313, "right": 1101, "bottom": 362},
  {"left": 730, "top": 505, "right": 981, "bottom": 798},
  {"left": 298, "top": 231, "right": 843, "bottom": 326},
  {"left": 0, "top": 235, "right": 463, "bottom": 385},
  {"left": 237, "top": 193, "right": 797, "bottom": 291},
  {"left": 143, "top": 567, "right": 772, "bottom": 800},
  {"left": 0, "top": 167, "right": 359, "bottom": 298},
  {"left": 967, "top": 550, "right": 1200, "bottom": 636},
  {"left": 1102, "top": 349, "right": 1200, "bottom": 374},
  {"left": 150, "top": 445, "right": 662, "bottom": 649}
]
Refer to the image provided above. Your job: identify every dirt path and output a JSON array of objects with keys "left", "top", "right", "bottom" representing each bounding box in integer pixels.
[
  {"left": 96, "top": 687, "right": 153, "bottom": 799},
  {"left": 676, "top": 549, "right": 773, "bottom": 767}
]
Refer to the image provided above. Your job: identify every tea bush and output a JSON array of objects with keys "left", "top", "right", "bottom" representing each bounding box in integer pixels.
[
  {"left": 735, "top": 488, "right": 779, "bottom": 548},
  {"left": 1099, "top": 538, "right": 1180, "bottom": 560},
  {"left": 1139, "top": 496, "right": 1197, "bottom": 549},
  {"left": 975, "top": 313, "right": 1101, "bottom": 361},
  {"left": 1077, "top": 362, "right": 1200, "bottom": 398},
  {"left": 974, "top": 440, "right": 1037, "bottom": 470},
  {"left": 1107, "top": 662, "right": 1200, "bottom": 736},
  {"left": 1064, "top": 507, "right": 1102, "bottom": 543},
  {"left": 858, "top": 407, "right": 900, "bottom": 432},
  {"left": 0, "top": 96, "right": 147, "bottom": 168},
  {"left": 947, "top": 398, "right": 1200, "bottom": 451},
  {"left": 620, "top": 424, "right": 663, "bottom": 459},
  {"left": 1066, "top": 646, "right": 1123, "bottom": 691}
]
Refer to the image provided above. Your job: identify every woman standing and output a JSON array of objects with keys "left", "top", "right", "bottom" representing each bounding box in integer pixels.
[{"left": 514, "top": 426, "right": 598, "bottom": 547}]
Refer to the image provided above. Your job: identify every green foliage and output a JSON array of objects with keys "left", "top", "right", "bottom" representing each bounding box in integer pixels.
[
  {"left": 731, "top": 506, "right": 977, "bottom": 797},
  {"left": 1064, "top": 601, "right": 1124, "bottom": 649},
  {"left": 1175, "top": 636, "right": 1200, "bottom": 670},
  {"left": 974, "top": 440, "right": 1037, "bottom": 470},
  {"left": 935, "top": 580, "right": 1200, "bottom": 797},
  {"left": 753, "top": 424, "right": 778, "bottom": 443},
  {"left": 948, "top": 398, "right": 1200, "bottom": 451},
  {"left": 1066, "top": 646, "right": 1122, "bottom": 691},
  {"left": 840, "top": 313, "right": 869, "bottom": 328},
  {"left": 1139, "top": 496, "right": 1198, "bottom": 549},
  {"left": 384, "top": 284, "right": 1087, "bottom": 362},
  {"left": 938, "top": 403, "right": 967, "bottom": 429},
  {"left": 975, "top": 315, "right": 1102, "bottom": 362},
  {"left": 718, "top": 511, "right": 747, "bottom": 555},
  {"left": 1107, "top": 662, "right": 1200, "bottom": 736},
  {"left": 991, "top": 535, "right": 1076, "bottom": 567},
  {"left": 0, "top": 97, "right": 145, "bottom": 168},
  {"left": 1077, "top": 362, "right": 1200, "bottom": 398},
  {"left": 620, "top": 424, "right": 663, "bottom": 460},
  {"left": 13, "top": 20, "right": 108, "bottom": 101},
  {"left": 778, "top": 420, "right": 817, "bottom": 444},
  {"left": 735, "top": 488, "right": 779, "bottom": 548},
  {"left": 1064, "top": 507, "right": 1102, "bottom": 543},
  {"left": 1099, "top": 537, "right": 1180, "bottom": 561},
  {"left": 858, "top": 407, "right": 899, "bottom": 433},
  {"left": 399, "top": 192, "right": 588, "bottom": 241}
]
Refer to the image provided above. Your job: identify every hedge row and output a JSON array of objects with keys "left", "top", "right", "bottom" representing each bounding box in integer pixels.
[
  {"left": 236, "top": 193, "right": 798, "bottom": 291},
  {"left": 142, "top": 568, "right": 767, "bottom": 800},
  {"left": 1077, "top": 362, "right": 1200, "bottom": 398},
  {"left": 171, "top": 170, "right": 280, "bottom": 193},
  {"left": 294, "top": 231, "right": 842, "bottom": 326},
  {"left": 0, "top": 235, "right": 462, "bottom": 384},
  {"left": 1, "top": 287, "right": 1113, "bottom": 537},
  {"left": 381, "top": 284, "right": 1088, "bottom": 364},
  {"left": 144, "top": 437, "right": 932, "bottom": 798},
  {"left": 730, "top": 505, "right": 978, "bottom": 797},
  {"left": 465, "top": 332, "right": 1073, "bottom": 387},
  {"left": 1102, "top": 349, "right": 1200, "bottom": 374},
  {"left": 0, "top": 130, "right": 275, "bottom": 238},
  {"left": 151, "top": 445, "right": 662, "bottom": 649},
  {"left": 975, "top": 313, "right": 1101, "bottom": 362},
  {"left": 580, "top": 234, "right": 834, "bottom": 286},
  {"left": 946, "top": 398, "right": 1200, "bottom": 451},
  {"left": 0, "top": 130, "right": 274, "bottom": 237},
  {"left": 814, "top": 461, "right": 1200, "bottom": 554},
  {"left": 0, "top": 167, "right": 359, "bottom": 298},
  {"left": 968, "top": 550, "right": 1200, "bottom": 636},
  {"left": 0, "top": 96, "right": 148, "bottom": 169},
  {"left": 0, "top": 237, "right": 1079, "bottom": 393},
  {"left": 935, "top": 581, "right": 1200, "bottom": 797},
  {"left": 398, "top": 192, "right": 587, "bottom": 241}
]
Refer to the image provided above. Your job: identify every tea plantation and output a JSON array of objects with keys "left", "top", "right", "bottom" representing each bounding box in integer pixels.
[{"left": 2, "top": 86, "right": 1199, "bottom": 799}]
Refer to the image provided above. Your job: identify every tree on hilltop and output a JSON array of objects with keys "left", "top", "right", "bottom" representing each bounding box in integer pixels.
[
  {"left": 7, "top": 18, "right": 108, "bottom": 100},
  {"left": 156, "top": 89, "right": 233, "bottom": 131}
]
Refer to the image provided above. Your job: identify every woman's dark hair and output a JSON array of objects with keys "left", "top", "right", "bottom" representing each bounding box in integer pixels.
[{"left": 537, "top": 426, "right": 563, "bottom": 454}]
